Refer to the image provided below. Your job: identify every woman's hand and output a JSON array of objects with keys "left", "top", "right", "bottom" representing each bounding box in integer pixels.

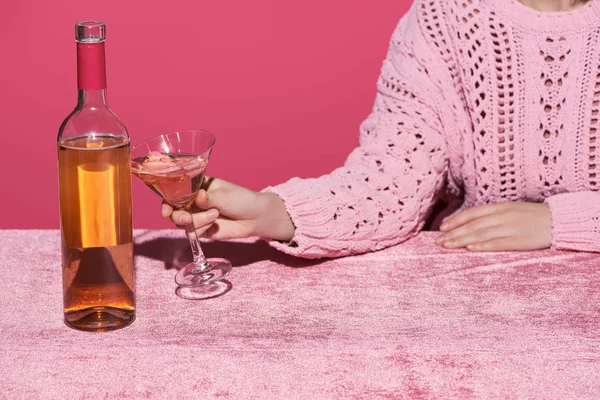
[
  {"left": 162, "top": 177, "right": 295, "bottom": 242},
  {"left": 435, "top": 201, "right": 552, "bottom": 251}
]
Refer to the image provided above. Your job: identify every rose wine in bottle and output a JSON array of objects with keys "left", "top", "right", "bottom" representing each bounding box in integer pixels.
[{"left": 57, "top": 21, "right": 135, "bottom": 331}]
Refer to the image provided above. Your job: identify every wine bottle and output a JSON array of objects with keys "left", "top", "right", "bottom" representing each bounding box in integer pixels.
[{"left": 57, "top": 21, "right": 135, "bottom": 332}]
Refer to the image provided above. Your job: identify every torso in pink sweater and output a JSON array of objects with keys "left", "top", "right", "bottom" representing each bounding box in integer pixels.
[{"left": 265, "top": 0, "right": 600, "bottom": 258}]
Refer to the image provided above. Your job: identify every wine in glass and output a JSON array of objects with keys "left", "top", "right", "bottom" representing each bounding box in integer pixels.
[{"left": 131, "top": 130, "right": 232, "bottom": 288}]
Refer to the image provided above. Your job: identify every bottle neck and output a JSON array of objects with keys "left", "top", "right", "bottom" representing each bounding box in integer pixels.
[
  {"left": 77, "top": 41, "right": 107, "bottom": 102},
  {"left": 77, "top": 89, "right": 108, "bottom": 108}
]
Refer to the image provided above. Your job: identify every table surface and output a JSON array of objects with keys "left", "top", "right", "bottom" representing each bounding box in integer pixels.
[{"left": 1, "top": 229, "right": 599, "bottom": 399}]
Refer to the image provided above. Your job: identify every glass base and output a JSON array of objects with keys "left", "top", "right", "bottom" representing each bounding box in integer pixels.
[
  {"left": 174, "top": 258, "right": 232, "bottom": 287},
  {"left": 64, "top": 306, "right": 135, "bottom": 332},
  {"left": 176, "top": 280, "right": 233, "bottom": 300}
]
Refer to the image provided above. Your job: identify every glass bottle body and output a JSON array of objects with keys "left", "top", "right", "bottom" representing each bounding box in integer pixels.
[{"left": 57, "top": 21, "right": 135, "bottom": 332}]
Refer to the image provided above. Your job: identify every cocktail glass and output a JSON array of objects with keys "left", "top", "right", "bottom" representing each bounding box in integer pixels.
[{"left": 131, "top": 130, "right": 232, "bottom": 288}]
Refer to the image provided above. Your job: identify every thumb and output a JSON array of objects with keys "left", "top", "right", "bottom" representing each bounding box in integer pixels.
[
  {"left": 194, "top": 176, "right": 219, "bottom": 209},
  {"left": 195, "top": 177, "right": 238, "bottom": 213},
  {"left": 194, "top": 186, "right": 230, "bottom": 212},
  {"left": 194, "top": 189, "right": 212, "bottom": 210}
]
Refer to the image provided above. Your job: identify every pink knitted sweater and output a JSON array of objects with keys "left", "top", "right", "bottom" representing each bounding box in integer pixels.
[{"left": 265, "top": 0, "right": 600, "bottom": 258}]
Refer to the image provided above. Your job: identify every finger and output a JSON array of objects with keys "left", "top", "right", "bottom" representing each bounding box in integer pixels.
[
  {"left": 440, "top": 202, "right": 510, "bottom": 232},
  {"left": 173, "top": 209, "right": 218, "bottom": 230},
  {"left": 170, "top": 210, "right": 193, "bottom": 226},
  {"left": 467, "top": 236, "right": 530, "bottom": 252},
  {"left": 194, "top": 183, "right": 233, "bottom": 212},
  {"left": 202, "top": 222, "right": 221, "bottom": 240},
  {"left": 201, "top": 218, "right": 251, "bottom": 240},
  {"left": 436, "top": 214, "right": 502, "bottom": 245},
  {"left": 194, "top": 221, "right": 216, "bottom": 238},
  {"left": 191, "top": 177, "right": 222, "bottom": 210},
  {"left": 178, "top": 212, "right": 219, "bottom": 238},
  {"left": 161, "top": 202, "right": 174, "bottom": 218},
  {"left": 183, "top": 222, "right": 218, "bottom": 240},
  {"left": 191, "top": 209, "right": 219, "bottom": 229},
  {"left": 194, "top": 178, "right": 248, "bottom": 215},
  {"left": 193, "top": 189, "right": 210, "bottom": 209},
  {"left": 442, "top": 225, "right": 514, "bottom": 249}
]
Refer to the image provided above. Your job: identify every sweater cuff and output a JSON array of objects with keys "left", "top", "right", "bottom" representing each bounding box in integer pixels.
[
  {"left": 545, "top": 191, "right": 600, "bottom": 252},
  {"left": 261, "top": 178, "right": 343, "bottom": 259}
]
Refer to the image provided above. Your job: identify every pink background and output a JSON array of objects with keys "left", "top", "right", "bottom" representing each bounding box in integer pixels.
[{"left": 0, "top": 0, "right": 411, "bottom": 229}]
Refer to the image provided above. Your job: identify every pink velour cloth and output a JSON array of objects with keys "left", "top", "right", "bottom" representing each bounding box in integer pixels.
[{"left": 1, "top": 229, "right": 599, "bottom": 398}]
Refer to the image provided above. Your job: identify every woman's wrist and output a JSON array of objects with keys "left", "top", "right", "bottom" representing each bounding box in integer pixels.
[{"left": 253, "top": 192, "right": 295, "bottom": 241}]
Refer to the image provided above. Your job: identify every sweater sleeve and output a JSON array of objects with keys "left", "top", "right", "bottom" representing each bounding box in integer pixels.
[
  {"left": 545, "top": 191, "right": 600, "bottom": 252},
  {"left": 263, "top": 2, "right": 457, "bottom": 258}
]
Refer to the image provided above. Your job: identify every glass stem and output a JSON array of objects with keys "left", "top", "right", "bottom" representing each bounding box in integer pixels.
[{"left": 184, "top": 207, "right": 211, "bottom": 272}]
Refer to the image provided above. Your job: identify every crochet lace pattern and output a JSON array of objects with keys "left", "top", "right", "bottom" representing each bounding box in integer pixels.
[{"left": 265, "top": 0, "right": 600, "bottom": 257}]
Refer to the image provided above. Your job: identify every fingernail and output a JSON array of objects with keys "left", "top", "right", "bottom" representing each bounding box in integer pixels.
[
  {"left": 440, "top": 223, "right": 448, "bottom": 231},
  {"left": 207, "top": 209, "right": 219, "bottom": 220},
  {"left": 467, "top": 244, "right": 475, "bottom": 251},
  {"left": 181, "top": 215, "right": 192, "bottom": 225},
  {"left": 435, "top": 235, "right": 445, "bottom": 245},
  {"left": 444, "top": 240, "right": 456, "bottom": 248}
]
